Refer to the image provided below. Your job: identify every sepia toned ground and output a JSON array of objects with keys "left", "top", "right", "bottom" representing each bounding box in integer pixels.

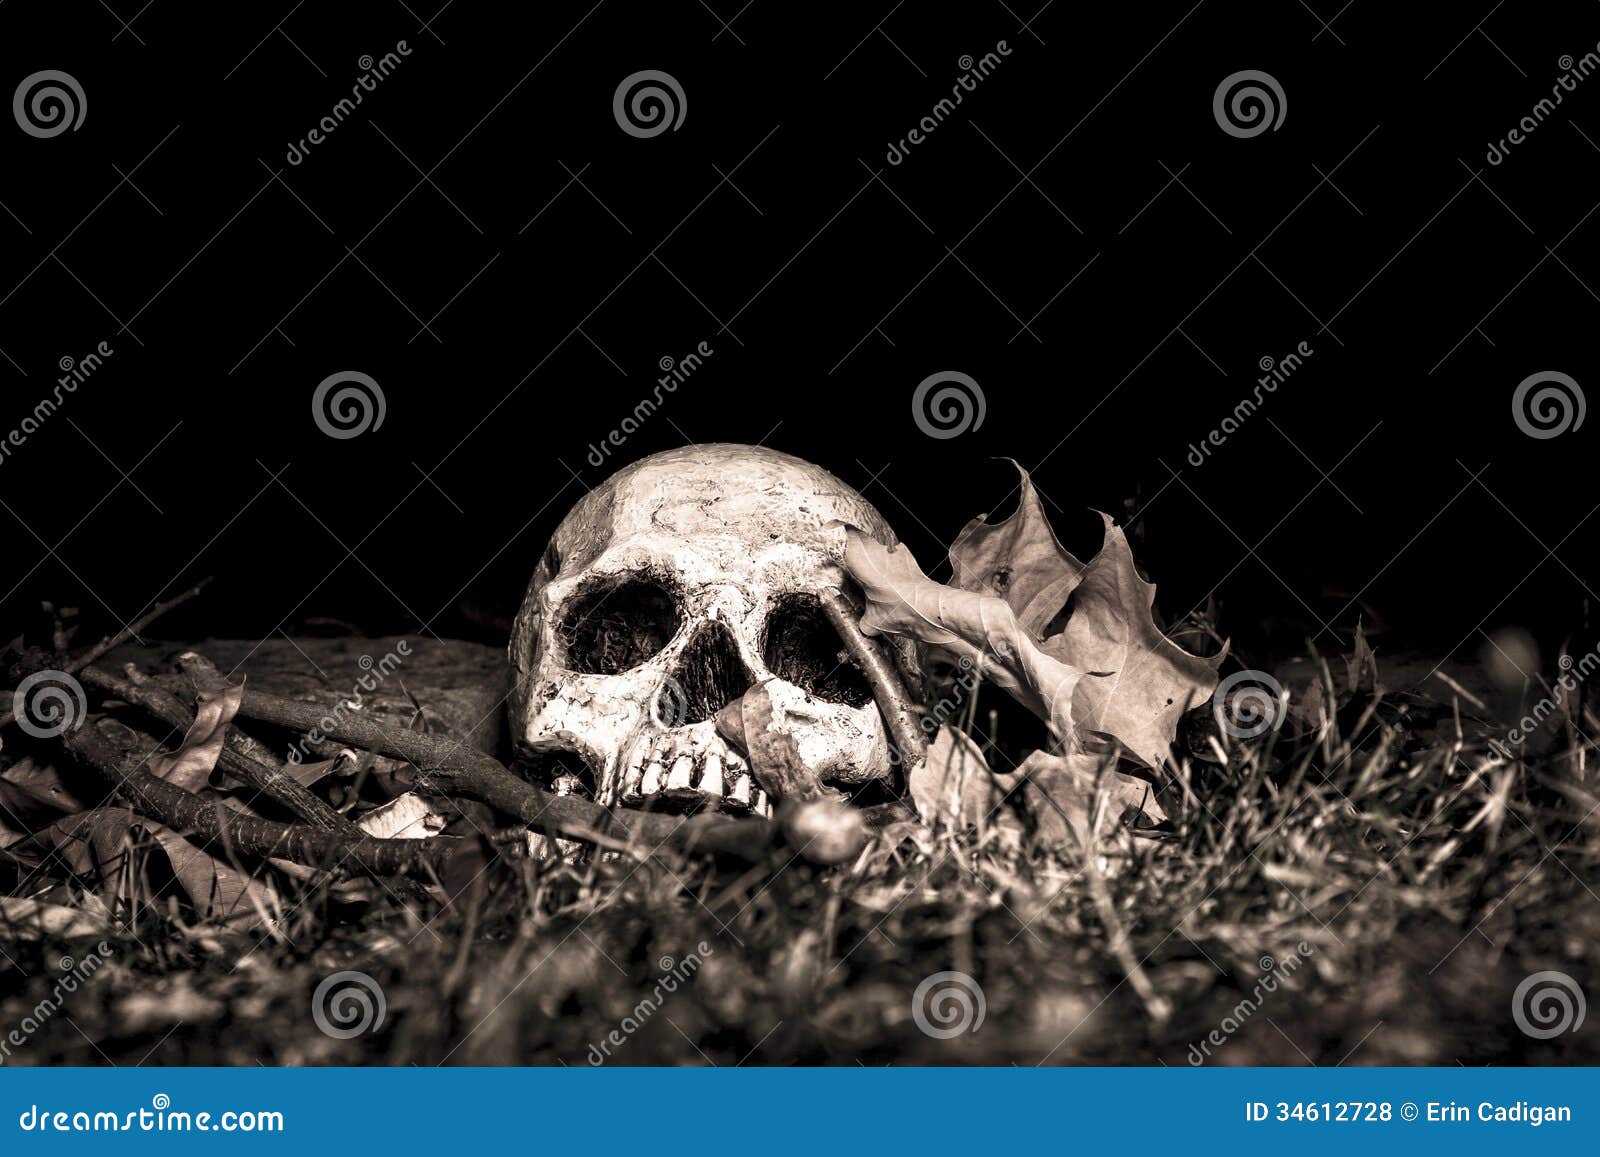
[{"left": 2, "top": 632, "right": 1596, "bottom": 1067}]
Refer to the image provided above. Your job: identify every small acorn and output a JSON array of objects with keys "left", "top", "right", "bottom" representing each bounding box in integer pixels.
[{"left": 780, "top": 796, "right": 869, "bottom": 866}]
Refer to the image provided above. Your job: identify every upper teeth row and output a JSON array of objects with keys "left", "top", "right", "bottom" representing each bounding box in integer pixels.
[{"left": 617, "top": 733, "right": 770, "bottom": 815}]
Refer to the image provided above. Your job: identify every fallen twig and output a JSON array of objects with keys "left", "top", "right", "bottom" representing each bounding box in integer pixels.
[
  {"left": 80, "top": 664, "right": 350, "bottom": 832},
  {"left": 61, "top": 721, "right": 457, "bottom": 878},
  {"left": 820, "top": 587, "right": 927, "bottom": 771},
  {"left": 0, "top": 577, "right": 212, "bottom": 735},
  {"left": 224, "top": 679, "right": 775, "bottom": 860}
]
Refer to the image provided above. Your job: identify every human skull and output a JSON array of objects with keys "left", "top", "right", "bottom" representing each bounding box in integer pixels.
[{"left": 508, "top": 444, "right": 909, "bottom": 816}]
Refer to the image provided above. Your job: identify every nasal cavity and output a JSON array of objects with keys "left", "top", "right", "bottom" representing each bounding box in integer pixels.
[{"left": 659, "top": 620, "right": 753, "bottom": 726}]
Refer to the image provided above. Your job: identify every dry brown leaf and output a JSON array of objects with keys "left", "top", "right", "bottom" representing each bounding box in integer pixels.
[
  {"left": 148, "top": 683, "right": 244, "bottom": 793},
  {"left": 356, "top": 792, "right": 449, "bottom": 840},
  {"left": 842, "top": 528, "right": 1084, "bottom": 738},
  {"left": 30, "top": 690, "right": 277, "bottom": 926},
  {"left": 735, "top": 682, "right": 827, "bottom": 803},
  {"left": 906, "top": 734, "right": 1162, "bottom": 850},
  {"left": 43, "top": 807, "right": 278, "bottom": 925},
  {"left": 283, "top": 750, "right": 357, "bottom": 788},
  {"left": 949, "top": 460, "right": 1086, "bottom": 636},
  {"left": 847, "top": 461, "right": 1223, "bottom": 772},
  {"left": 1, "top": 756, "right": 95, "bottom": 836},
  {"left": 908, "top": 726, "right": 999, "bottom": 831},
  {"left": 1345, "top": 620, "right": 1381, "bottom": 694},
  {"left": 1010, "top": 750, "right": 1165, "bottom": 850},
  {"left": 1040, "top": 513, "right": 1224, "bottom": 768}
]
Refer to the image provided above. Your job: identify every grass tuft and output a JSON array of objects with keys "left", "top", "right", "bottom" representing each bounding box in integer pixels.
[{"left": 3, "top": 644, "right": 1597, "bottom": 1066}]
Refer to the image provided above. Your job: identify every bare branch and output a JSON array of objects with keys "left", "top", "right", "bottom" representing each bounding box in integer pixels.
[
  {"left": 80, "top": 664, "right": 349, "bottom": 832},
  {"left": 225, "top": 679, "right": 775, "bottom": 861},
  {"left": 61, "top": 721, "right": 457, "bottom": 878},
  {"left": 819, "top": 587, "right": 927, "bottom": 770}
]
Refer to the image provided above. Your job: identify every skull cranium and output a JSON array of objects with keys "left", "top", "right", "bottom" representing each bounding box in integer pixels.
[{"left": 508, "top": 444, "right": 910, "bottom": 816}]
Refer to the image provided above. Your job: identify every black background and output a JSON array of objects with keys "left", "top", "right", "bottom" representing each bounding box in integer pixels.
[{"left": 2, "top": 1, "right": 1597, "bottom": 667}]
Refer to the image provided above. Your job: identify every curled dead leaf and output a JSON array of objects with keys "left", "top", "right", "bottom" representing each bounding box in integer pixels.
[
  {"left": 842, "top": 529, "right": 1084, "bottom": 740},
  {"left": 356, "top": 792, "right": 450, "bottom": 840},
  {"left": 908, "top": 726, "right": 1001, "bottom": 832},
  {"left": 42, "top": 807, "right": 279, "bottom": 926},
  {"left": 1010, "top": 750, "right": 1166, "bottom": 851},
  {"left": 1041, "top": 513, "right": 1224, "bottom": 768},
  {"left": 949, "top": 459, "right": 1085, "bottom": 636},
  {"left": 843, "top": 461, "right": 1223, "bottom": 772}
]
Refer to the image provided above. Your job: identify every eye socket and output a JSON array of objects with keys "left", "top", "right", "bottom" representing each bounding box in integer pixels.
[
  {"left": 558, "top": 574, "right": 680, "bottom": 675},
  {"left": 762, "top": 595, "right": 873, "bottom": 707}
]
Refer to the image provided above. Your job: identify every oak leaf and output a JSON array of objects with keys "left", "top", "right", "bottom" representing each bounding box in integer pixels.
[
  {"left": 842, "top": 462, "right": 1222, "bottom": 777},
  {"left": 949, "top": 460, "right": 1085, "bottom": 636},
  {"left": 1040, "top": 513, "right": 1224, "bottom": 768}
]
